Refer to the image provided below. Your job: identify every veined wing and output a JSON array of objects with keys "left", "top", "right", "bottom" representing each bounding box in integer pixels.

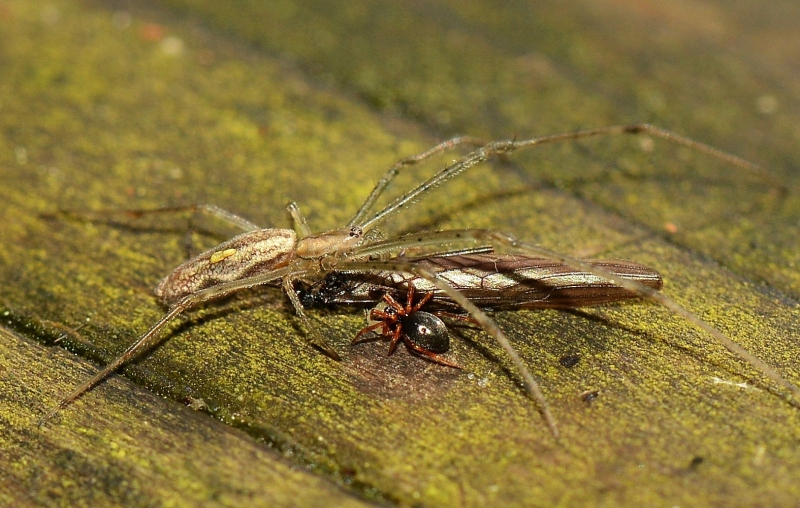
[{"left": 300, "top": 253, "right": 663, "bottom": 310}]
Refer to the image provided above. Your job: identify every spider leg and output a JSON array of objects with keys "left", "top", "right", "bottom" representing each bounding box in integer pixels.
[
  {"left": 404, "top": 283, "right": 416, "bottom": 312},
  {"left": 349, "top": 136, "right": 489, "bottom": 227},
  {"left": 382, "top": 292, "right": 406, "bottom": 313},
  {"left": 401, "top": 337, "right": 462, "bottom": 369},
  {"left": 47, "top": 204, "right": 263, "bottom": 260},
  {"left": 47, "top": 203, "right": 262, "bottom": 232},
  {"left": 387, "top": 323, "right": 405, "bottom": 356},
  {"left": 40, "top": 264, "right": 296, "bottom": 426},
  {"left": 410, "top": 290, "right": 435, "bottom": 314},
  {"left": 352, "top": 320, "right": 390, "bottom": 345},
  {"left": 283, "top": 276, "right": 342, "bottom": 360},
  {"left": 358, "top": 124, "right": 778, "bottom": 233}
]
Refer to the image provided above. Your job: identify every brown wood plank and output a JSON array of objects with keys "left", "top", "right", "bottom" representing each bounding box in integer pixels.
[{"left": 2, "top": 0, "right": 799, "bottom": 506}]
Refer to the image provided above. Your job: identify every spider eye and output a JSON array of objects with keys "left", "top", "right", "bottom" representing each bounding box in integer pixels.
[{"left": 349, "top": 227, "right": 363, "bottom": 238}]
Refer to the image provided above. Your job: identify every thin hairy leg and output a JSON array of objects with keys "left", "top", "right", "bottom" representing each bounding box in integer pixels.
[
  {"left": 359, "top": 124, "right": 777, "bottom": 233},
  {"left": 349, "top": 229, "right": 487, "bottom": 261},
  {"left": 352, "top": 320, "right": 391, "bottom": 344},
  {"left": 48, "top": 204, "right": 263, "bottom": 258},
  {"left": 49, "top": 204, "right": 262, "bottom": 233},
  {"left": 349, "top": 136, "right": 489, "bottom": 227},
  {"left": 407, "top": 286, "right": 435, "bottom": 314},
  {"left": 386, "top": 320, "right": 406, "bottom": 356},
  {"left": 39, "top": 265, "right": 296, "bottom": 425},
  {"left": 282, "top": 275, "right": 342, "bottom": 360}
]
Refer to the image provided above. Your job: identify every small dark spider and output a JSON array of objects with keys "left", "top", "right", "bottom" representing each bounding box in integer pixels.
[{"left": 352, "top": 285, "right": 472, "bottom": 368}]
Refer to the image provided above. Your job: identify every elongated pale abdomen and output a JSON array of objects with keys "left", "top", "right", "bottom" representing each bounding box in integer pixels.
[{"left": 155, "top": 228, "right": 297, "bottom": 306}]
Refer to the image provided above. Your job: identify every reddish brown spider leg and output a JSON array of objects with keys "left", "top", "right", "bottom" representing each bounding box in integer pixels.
[
  {"left": 382, "top": 292, "right": 405, "bottom": 313},
  {"left": 404, "top": 284, "right": 416, "bottom": 310},
  {"left": 352, "top": 320, "right": 390, "bottom": 344},
  {"left": 401, "top": 337, "right": 462, "bottom": 369},
  {"left": 409, "top": 290, "right": 435, "bottom": 314},
  {"left": 387, "top": 323, "right": 405, "bottom": 356}
]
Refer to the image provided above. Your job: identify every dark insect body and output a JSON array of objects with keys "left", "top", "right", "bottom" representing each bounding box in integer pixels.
[
  {"left": 301, "top": 252, "right": 663, "bottom": 367},
  {"left": 40, "top": 124, "right": 799, "bottom": 439},
  {"left": 298, "top": 252, "right": 664, "bottom": 312},
  {"left": 581, "top": 390, "right": 600, "bottom": 403}
]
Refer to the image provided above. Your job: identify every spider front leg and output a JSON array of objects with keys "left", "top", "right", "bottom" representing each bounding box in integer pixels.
[
  {"left": 406, "top": 285, "right": 434, "bottom": 315},
  {"left": 352, "top": 307, "right": 397, "bottom": 345},
  {"left": 40, "top": 264, "right": 296, "bottom": 425},
  {"left": 348, "top": 135, "right": 489, "bottom": 227}
]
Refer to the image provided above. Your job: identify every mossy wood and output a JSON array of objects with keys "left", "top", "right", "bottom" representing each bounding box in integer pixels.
[{"left": 1, "top": 0, "right": 799, "bottom": 506}]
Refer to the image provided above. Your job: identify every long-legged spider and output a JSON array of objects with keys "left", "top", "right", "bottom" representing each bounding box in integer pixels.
[{"left": 40, "top": 124, "right": 799, "bottom": 438}]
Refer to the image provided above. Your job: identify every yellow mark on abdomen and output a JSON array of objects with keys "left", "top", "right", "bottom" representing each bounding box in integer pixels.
[{"left": 210, "top": 248, "right": 237, "bottom": 263}]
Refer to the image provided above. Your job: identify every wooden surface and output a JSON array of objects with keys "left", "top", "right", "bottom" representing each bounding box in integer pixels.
[{"left": 1, "top": 0, "right": 799, "bottom": 506}]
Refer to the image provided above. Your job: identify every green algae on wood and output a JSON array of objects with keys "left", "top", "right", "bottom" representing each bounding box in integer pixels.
[{"left": 1, "top": 0, "right": 799, "bottom": 506}]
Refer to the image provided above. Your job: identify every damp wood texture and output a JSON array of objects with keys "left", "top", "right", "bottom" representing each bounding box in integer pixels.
[{"left": 2, "top": 0, "right": 799, "bottom": 506}]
